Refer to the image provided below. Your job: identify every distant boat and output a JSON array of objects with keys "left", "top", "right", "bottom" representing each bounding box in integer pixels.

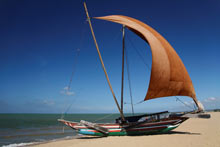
[{"left": 58, "top": 2, "right": 210, "bottom": 136}]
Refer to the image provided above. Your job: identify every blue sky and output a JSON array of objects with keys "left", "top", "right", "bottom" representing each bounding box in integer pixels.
[{"left": 0, "top": 0, "right": 220, "bottom": 113}]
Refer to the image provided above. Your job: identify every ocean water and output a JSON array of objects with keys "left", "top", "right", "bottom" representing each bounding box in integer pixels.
[{"left": 0, "top": 113, "right": 120, "bottom": 146}]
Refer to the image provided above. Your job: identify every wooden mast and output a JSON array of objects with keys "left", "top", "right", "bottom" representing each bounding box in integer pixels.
[
  {"left": 120, "top": 25, "right": 125, "bottom": 113},
  {"left": 83, "top": 2, "right": 125, "bottom": 121}
]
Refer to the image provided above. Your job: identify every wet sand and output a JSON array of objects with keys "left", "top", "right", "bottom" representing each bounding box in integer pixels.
[{"left": 34, "top": 112, "right": 220, "bottom": 147}]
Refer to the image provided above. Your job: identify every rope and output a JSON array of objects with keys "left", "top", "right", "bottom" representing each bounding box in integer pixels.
[
  {"left": 126, "top": 34, "right": 151, "bottom": 70},
  {"left": 126, "top": 97, "right": 196, "bottom": 110},
  {"left": 67, "top": 49, "right": 80, "bottom": 91},
  {"left": 124, "top": 37, "right": 134, "bottom": 115},
  {"left": 124, "top": 100, "right": 144, "bottom": 105},
  {"left": 60, "top": 18, "right": 87, "bottom": 120},
  {"left": 67, "top": 19, "right": 87, "bottom": 91},
  {"left": 61, "top": 103, "right": 73, "bottom": 119},
  {"left": 134, "top": 100, "right": 145, "bottom": 105},
  {"left": 123, "top": 31, "right": 151, "bottom": 108},
  {"left": 93, "top": 113, "right": 116, "bottom": 123},
  {"left": 175, "top": 96, "right": 195, "bottom": 110},
  {"left": 61, "top": 50, "right": 80, "bottom": 119}
]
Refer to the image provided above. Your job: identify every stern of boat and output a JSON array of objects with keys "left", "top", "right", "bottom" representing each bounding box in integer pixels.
[{"left": 58, "top": 119, "right": 80, "bottom": 130}]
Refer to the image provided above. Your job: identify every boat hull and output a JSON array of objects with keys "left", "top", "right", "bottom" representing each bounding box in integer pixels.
[
  {"left": 58, "top": 117, "right": 188, "bottom": 136},
  {"left": 78, "top": 124, "right": 179, "bottom": 136}
]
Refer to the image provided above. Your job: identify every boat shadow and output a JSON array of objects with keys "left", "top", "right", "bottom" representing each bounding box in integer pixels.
[
  {"left": 128, "top": 131, "right": 201, "bottom": 136},
  {"left": 161, "top": 130, "right": 201, "bottom": 135},
  {"left": 77, "top": 136, "right": 104, "bottom": 139},
  {"left": 77, "top": 131, "right": 201, "bottom": 139}
]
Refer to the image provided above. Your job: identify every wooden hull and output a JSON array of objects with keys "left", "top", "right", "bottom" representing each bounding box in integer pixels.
[{"left": 58, "top": 116, "right": 188, "bottom": 136}]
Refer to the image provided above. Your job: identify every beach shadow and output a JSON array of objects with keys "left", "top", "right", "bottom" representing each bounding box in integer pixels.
[
  {"left": 76, "top": 131, "right": 201, "bottom": 139},
  {"left": 164, "top": 131, "right": 201, "bottom": 135},
  {"left": 124, "top": 131, "right": 201, "bottom": 137},
  {"left": 77, "top": 136, "right": 104, "bottom": 139}
]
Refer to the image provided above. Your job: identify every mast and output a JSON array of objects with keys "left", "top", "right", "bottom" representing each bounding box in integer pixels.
[
  {"left": 121, "top": 25, "right": 135, "bottom": 115},
  {"left": 120, "top": 25, "right": 125, "bottom": 113},
  {"left": 83, "top": 2, "right": 125, "bottom": 121}
]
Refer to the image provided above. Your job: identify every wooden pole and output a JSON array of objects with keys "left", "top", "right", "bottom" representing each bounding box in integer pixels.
[
  {"left": 120, "top": 25, "right": 125, "bottom": 114},
  {"left": 193, "top": 97, "right": 204, "bottom": 112},
  {"left": 83, "top": 2, "right": 125, "bottom": 121}
]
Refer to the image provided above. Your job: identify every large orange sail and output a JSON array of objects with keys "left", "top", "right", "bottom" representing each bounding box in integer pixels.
[{"left": 95, "top": 15, "right": 199, "bottom": 105}]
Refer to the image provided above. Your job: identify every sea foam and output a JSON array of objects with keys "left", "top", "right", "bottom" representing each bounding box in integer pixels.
[{"left": 2, "top": 142, "right": 36, "bottom": 147}]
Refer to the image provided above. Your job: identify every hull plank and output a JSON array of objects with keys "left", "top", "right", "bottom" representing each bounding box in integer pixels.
[{"left": 78, "top": 125, "right": 179, "bottom": 136}]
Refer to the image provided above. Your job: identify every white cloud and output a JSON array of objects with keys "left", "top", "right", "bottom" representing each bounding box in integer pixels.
[
  {"left": 201, "top": 97, "right": 220, "bottom": 110},
  {"left": 60, "top": 86, "right": 75, "bottom": 96},
  {"left": 208, "top": 97, "right": 216, "bottom": 101},
  {"left": 63, "top": 86, "right": 68, "bottom": 90},
  {"left": 42, "top": 99, "right": 55, "bottom": 106},
  {"left": 65, "top": 91, "right": 75, "bottom": 96},
  {"left": 203, "top": 97, "right": 217, "bottom": 102}
]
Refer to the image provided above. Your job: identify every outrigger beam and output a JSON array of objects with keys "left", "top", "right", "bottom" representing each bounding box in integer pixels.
[
  {"left": 83, "top": 2, "right": 125, "bottom": 121},
  {"left": 80, "top": 120, "right": 109, "bottom": 135}
]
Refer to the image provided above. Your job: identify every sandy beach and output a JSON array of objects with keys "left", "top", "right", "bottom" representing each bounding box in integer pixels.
[{"left": 35, "top": 112, "right": 220, "bottom": 147}]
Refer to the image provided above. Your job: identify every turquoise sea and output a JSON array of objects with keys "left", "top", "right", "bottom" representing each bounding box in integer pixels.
[{"left": 0, "top": 113, "right": 120, "bottom": 146}]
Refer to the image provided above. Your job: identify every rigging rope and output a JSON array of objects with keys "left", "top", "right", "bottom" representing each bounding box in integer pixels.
[
  {"left": 67, "top": 49, "right": 80, "bottom": 91},
  {"left": 175, "top": 96, "right": 195, "bottom": 110},
  {"left": 67, "top": 20, "right": 87, "bottom": 91},
  {"left": 126, "top": 97, "right": 196, "bottom": 110},
  {"left": 124, "top": 36, "right": 134, "bottom": 115},
  {"left": 124, "top": 100, "right": 144, "bottom": 105},
  {"left": 61, "top": 49, "right": 80, "bottom": 119},
  {"left": 61, "top": 20, "right": 87, "bottom": 119},
  {"left": 126, "top": 34, "right": 151, "bottom": 70},
  {"left": 124, "top": 32, "right": 151, "bottom": 106},
  {"left": 93, "top": 113, "right": 116, "bottom": 123}
]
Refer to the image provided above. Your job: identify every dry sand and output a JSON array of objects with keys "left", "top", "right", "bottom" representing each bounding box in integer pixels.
[{"left": 34, "top": 112, "right": 220, "bottom": 147}]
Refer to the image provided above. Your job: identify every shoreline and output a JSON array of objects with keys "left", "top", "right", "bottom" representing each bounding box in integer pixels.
[{"left": 33, "top": 112, "right": 220, "bottom": 147}]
